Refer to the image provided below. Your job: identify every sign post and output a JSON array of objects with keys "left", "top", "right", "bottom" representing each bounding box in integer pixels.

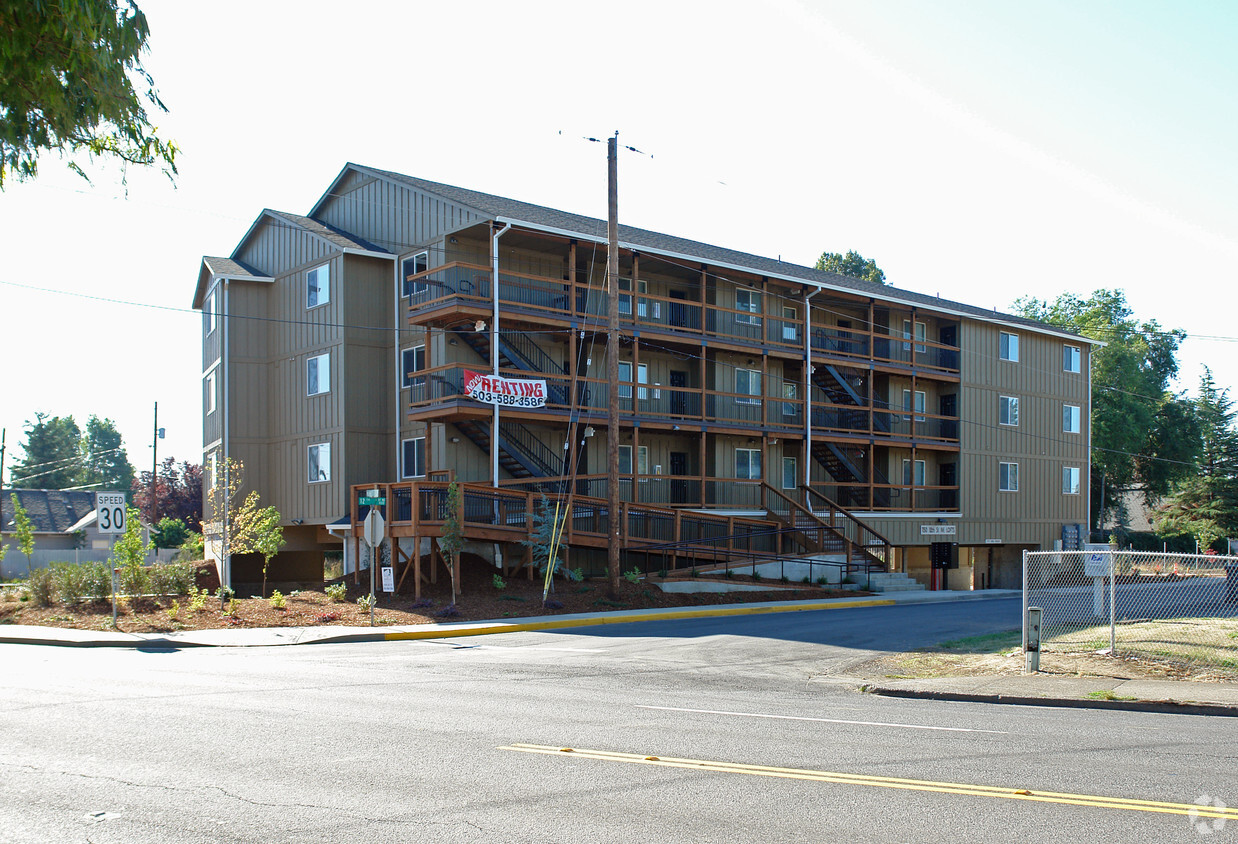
[
  {"left": 1083, "top": 542, "right": 1110, "bottom": 619},
  {"left": 362, "top": 507, "right": 386, "bottom": 627},
  {"left": 96, "top": 493, "right": 126, "bottom": 626}
]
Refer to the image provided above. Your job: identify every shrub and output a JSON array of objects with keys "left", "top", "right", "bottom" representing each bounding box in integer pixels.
[
  {"left": 269, "top": 589, "right": 287, "bottom": 609},
  {"left": 118, "top": 560, "right": 149, "bottom": 598},
  {"left": 815, "top": 576, "right": 828, "bottom": 586},
  {"left": 492, "top": 574, "right": 507, "bottom": 591},
  {"left": 165, "top": 600, "right": 179, "bottom": 621},
  {"left": 751, "top": 571, "right": 762, "bottom": 582},
  {"left": 27, "top": 568, "right": 56, "bottom": 607},
  {"left": 623, "top": 568, "right": 642, "bottom": 585},
  {"left": 225, "top": 598, "right": 239, "bottom": 617},
  {"left": 356, "top": 594, "right": 375, "bottom": 610},
  {"left": 435, "top": 603, "right": 460, "bottom": 618},
  {"left": 325, "top": 582, "right": 347, "bottom": 603},
  {"left": 51, "top": 562, "right": 110, "bottom": 602},
  {"left": 187, "top": 586, "right": 207, "bottom": 612},
  {"left": 148, "top": 563, "right": 195, "bottom": 597}
]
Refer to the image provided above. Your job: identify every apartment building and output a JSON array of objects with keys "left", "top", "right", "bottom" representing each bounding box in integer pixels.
[{"left": 194, "top": 163, "right": 1092, "bottom": 589}]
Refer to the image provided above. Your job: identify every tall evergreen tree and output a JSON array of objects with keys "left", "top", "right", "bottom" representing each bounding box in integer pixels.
[
  {"left": 10, "top": 414, "right": 82, "bottom": 489},
  {"left": 83, "top": 415, "right": 135, "bottom": 494},
  {"left": 1155, "top": 368, "right": 1238, "bottom": 549}
]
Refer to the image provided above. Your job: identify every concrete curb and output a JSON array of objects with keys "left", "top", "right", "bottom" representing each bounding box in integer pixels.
[
  {"left": 862, "top": 684, "right": 1238, "bottom": 718},
  {"left": 0, "top": 597, "right": 898, "bottom": 649}
]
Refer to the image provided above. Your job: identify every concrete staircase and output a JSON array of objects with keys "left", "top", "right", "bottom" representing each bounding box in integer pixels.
[{"left": 863, "top": 572, "right": 926, "bottom": 593}]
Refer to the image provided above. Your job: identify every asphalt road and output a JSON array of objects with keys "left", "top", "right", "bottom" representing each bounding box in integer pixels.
[{"left": 2, "top": 598, "right": 1235, "bottom": 843}]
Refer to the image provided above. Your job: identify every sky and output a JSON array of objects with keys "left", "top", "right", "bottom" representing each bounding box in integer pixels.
[{"left": 2, "top": 0, "right": 1237, "bottom": 484}]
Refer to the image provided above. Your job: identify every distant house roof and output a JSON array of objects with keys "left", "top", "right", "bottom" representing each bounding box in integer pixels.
[
  {"left": 331, "top": 162, "right": 1095, "bottom": 344},
  {"left": 1, "top": 489, "right": 101, "bottom": 534}
]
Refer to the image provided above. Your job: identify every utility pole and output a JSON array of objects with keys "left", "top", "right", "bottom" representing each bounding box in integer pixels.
[
  {"left": 606, "top": 132, "right": 622, "bottom": 599},
  {"left": 1, "top": 428, "right": 6, "bottom": 537},
  {"left": 151, "top": 402, "right": 159, "bottom": 524}
]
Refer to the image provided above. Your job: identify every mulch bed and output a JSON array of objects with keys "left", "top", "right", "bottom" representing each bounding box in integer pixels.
[{"left": 0, "top": 555, "right": 862, "bottom": 634}]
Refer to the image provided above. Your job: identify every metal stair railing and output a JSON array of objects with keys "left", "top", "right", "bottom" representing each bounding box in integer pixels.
[
  {"left": 800, "top": 485, "right": 893, "bottom": 571},
  {"left": 499, "top": 422, "right": 565, "bottom": 479}
]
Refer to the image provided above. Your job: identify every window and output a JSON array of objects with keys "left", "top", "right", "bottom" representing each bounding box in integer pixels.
[
  {"left": 999, "top": 461, "right": 1018, "bottom": 492},
  {"left": 782, "top": 456, "right": 798, "bottom": 490},
  {"left": 1063, "top": 404, "right": 1081, "bottom": 434},
  {"left": 401, "top": 437, "right": 426, "bottom": 479},
  {"left": 736, "top": 368, "right": 761, "bottom": 404},
  {"left": 782, "top": 381, "right": 798, "bottom": 417},
  {"left": 402, "top": 346, "right": 426, "bottom": 389},
  {"left": 208, "top": 451, "right": 219, "bottom": 491},
  {"left": 617, "top": 445, "right": 648, "bottom": 477},
  {"left": 1063, "top": 344, "right": 1081, "bottom": 373},
  {"left": 308, "top": 443, "right": 331, "bottom": 483},
  {"left": 1063, "top": 466, "right": 1081, "bottom": 495},
  {"left": 618, "top": 361, "right": 648, "bottom": 400},
  {"left": 903, "top": 319, "right": 927, "bottom": 353},
  {"left": 204, "top": 289, "right": 216, "bottom": 334},
  {"left": 1000, "top": 331, "right": 1019, "bottom": 362},
  {"left": 306, "top": 264, "right": 330, "bottom": 308},
  {"left": 402, "top": 251, "right": 429, "bottom": 297},
  {"left": 735, "top": 288, "right": 761, "bottom": 325},
  {"left": 902, "top": 389, "right": 926, "bottom": 422},
  {"left": 782, "top": 306, "right": 799, "bottom": 342},
  {"left": 618, "top": 278, "right": 633, "bottom": 316},
  {"left": 902, "top": 459, "right": 926, "bottom": 486},
  {"left": 736, "top": 448, "right": 762, "bottom": 480},
  {"left": 307, "top": 353, "right": 330, "bottom": 396},
  {"left": 999, "top": 395, "right": 1019, "bottom": 426},
  {"left": 206, "top": 372, "right": 217, "bottom": 415}
]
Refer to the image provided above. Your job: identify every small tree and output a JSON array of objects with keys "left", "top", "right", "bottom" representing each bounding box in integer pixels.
[
  {"left": 234, "top": 497, "right": 285, "bottom": 598},
  {"left": 522, "top": 494, "right": 568, "bottom": 602},
  {"left": 110, "top": 506, "right": 151, "bottom": 597},
  {"left": 12, "top": 497, "right": 35, "bottom": 575},
  {"left": 438, "top": 482, "right": 464, "bottom": 605},
  {"left": 205, "top": 456, "right": 247, "bottom": 589}
]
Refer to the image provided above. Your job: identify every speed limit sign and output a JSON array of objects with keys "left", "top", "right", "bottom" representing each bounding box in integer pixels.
[{"left": 96, "top": 492, "right": 127, "bottom": 534}]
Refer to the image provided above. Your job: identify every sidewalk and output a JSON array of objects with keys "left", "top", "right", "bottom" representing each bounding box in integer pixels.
[{"left": 0, "top": 588, "right": 1018, "bottom": 649}]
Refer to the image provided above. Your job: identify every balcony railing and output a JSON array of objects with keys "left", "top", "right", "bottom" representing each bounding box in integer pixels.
[
  {"left": 405, "top": 262, "right": 961, "bottom": 372},
  {"left": 408, "top": 363, "right": 960, "bottom": 444}
]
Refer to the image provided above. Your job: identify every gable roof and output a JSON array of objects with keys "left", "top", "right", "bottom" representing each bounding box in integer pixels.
[
  {"left": 333, "top": 162, "right": 1094, "bottom": 343},
  {"left": 192, "top": 255, "right": 273, "bottom": 310},
  {"left": 263, "top": 210, "right": 389, "bottom": 256},
  {"left": 1, "top": 489, "right": 102, "bottom": 534}
]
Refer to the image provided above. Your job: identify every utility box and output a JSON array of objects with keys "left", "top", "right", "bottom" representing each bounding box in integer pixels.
[{"left": 930, "top": 542, "right": 959, "bottom": 570}]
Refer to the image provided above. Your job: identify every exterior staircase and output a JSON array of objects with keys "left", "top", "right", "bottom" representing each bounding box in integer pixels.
[{"left": 864, "top": 572, "right": 926, "bottom": 592}]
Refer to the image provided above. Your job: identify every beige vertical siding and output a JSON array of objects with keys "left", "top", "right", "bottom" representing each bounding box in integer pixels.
[
  {"left": 956, "top": 319, "right": 1089, "bottom": 548},
  {"left": 316, "top": 175, "right": 484, "bottom": 255}
]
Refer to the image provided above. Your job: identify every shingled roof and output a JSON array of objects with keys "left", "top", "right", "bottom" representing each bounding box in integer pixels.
[
  {"left": 1, "top": 489, "right": 100, "bottom": 534},
  {"left": 265, "top": 210, "right": 388, "bottom": 255},
  {"left": 349, "top": 163, "right": 1084, "bottom": 339}
]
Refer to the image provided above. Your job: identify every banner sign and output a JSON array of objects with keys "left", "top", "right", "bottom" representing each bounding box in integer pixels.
[
  {"left": 462, "top": 370, "right": 547, "bottom": 408},
  {"left": 920, "top": 524, "right": 957, "bottom": 536}
]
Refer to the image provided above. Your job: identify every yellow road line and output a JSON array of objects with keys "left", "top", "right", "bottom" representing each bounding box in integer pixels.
[
  {"left": 384, "top": 599, "right": 895, "bottom": 641},
  {"left": 499, "top": 744, "right": 1238, "bottom": 820}
]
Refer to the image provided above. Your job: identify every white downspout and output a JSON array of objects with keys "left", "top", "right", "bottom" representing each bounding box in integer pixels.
[
  {"left": 490, "top": 222, "right": 511, "bottom": 487},
  {"left": 393, "top": 258, "right": 403, "bottom": 483},
  {"left": 222, "top": 278, "right": 231, "bottom": 590}
]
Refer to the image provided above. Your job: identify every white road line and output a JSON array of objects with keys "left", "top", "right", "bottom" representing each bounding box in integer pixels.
[{"left": 635, "top": 705, "right": 1008, "bottom": 734}]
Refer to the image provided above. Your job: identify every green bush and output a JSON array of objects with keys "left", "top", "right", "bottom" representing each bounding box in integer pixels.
[
  {"left": 118, "top": 561, "right": 149, "bottom": 598},
  {"left": 492, "top": 574, "right": 507, "bottom": 591},
  {"left": 27, "top": 568, "right": 56, "bottom": 607},
  {"left": 50, "top": 562, "right": 110, "bottom": 602},
  {"left": 325, "top": 582, "right": 347, "bottom": 602},
  {"left": 269, "top": 589, "right": 286, "bottom": 609},
  {"left": 623, "top": 568, "right": 642, "bottom": 585},
  {"left": 148, "top": 562, "right": 195, "bottom": 596}
]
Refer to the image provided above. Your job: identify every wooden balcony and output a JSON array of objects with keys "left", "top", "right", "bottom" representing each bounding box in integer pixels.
[{"left": 403, "top": 262, "right": 962, "bottom": 373}]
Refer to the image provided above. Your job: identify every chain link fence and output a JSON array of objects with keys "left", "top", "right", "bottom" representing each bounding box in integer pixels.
[{"left": 1023, "top": 549, "right": 1238, "bottom": 674}]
